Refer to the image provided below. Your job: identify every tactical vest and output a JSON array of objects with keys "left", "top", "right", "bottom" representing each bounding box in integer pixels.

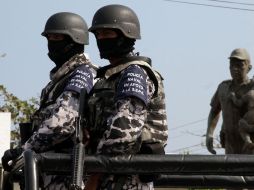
[
  {"left": 87, "top": 57, "right": 168, "bottom": 153},
  {"left": 142, "top": 70, "right": 168, "bottom": 146},
  {"left": 32, "top": 54, "right": 95, "bottom": 132}
]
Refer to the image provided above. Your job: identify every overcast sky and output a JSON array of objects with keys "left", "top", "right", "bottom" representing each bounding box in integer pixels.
[{"left": 0, "top": 0, "right": 254, "bottom": 154}]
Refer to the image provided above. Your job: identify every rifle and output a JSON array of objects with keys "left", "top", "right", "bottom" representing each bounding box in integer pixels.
[
  {"left": 70, "top": 88, "right": 87, "bottom": 190},
  {"left": 19, "top": 122, "right": 33, "bottom": 145}
]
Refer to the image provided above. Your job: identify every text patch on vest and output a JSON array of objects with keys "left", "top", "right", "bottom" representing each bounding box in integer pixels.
[
  {"left": 116, "top": 65, "right": 148, "bottom": 105},
  {"left": 65, "top": 65, "right": 93, "bottom": 94}
]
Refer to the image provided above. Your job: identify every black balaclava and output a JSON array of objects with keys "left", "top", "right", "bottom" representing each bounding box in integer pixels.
[
  {"left": 47, "top": 36, "right": 84, "bottom": 68},
  {"left": 96, "top": 30, "right": 135, "bottom": 59}
]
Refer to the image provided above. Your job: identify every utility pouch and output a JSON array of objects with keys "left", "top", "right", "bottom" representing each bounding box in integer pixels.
[{"left": 138, "top": 143, "right": 165, "bottom": 183}]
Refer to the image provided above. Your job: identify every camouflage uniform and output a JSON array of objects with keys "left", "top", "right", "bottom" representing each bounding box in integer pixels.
[
  {"left": 142, "top": 70, "right": 168, "bottom": 146},
  {"left": 87, "top": 4, "right": 168, "bottom": 189},
  {"left": 87, "top": 58, "right": 167, "bottom": 190},
  {"left": 210, "top": 78, "right": 253, "bottom": 154},
  {"left": 24, "top": 53, "right": 97, "bottom": 190}
]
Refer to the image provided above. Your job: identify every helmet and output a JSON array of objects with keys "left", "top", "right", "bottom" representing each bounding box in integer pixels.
[
  {"left": 41, "top": 12, "right": 89, "bottom": 45},
  {"left": 89, "top": 4, "right": 141, "bottom": 39}
]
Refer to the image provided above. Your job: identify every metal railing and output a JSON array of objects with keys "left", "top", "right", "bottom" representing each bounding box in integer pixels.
[{"left": 4, "top": 150, "right": 254, "bottom": 190}]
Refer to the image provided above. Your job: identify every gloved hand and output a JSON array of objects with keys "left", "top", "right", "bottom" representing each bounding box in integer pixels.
[
  {"left": 1, "top": 148, "right": 23, "bottom": 171},
  {"left": 206, "top": 135, "right": 216, "bottom": 154}
]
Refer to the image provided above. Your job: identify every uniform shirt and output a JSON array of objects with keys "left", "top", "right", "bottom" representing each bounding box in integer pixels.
[
  {"left": 24, "top": 54, "right": 97, "bottom": 153},
  {"left": 89, "top": 64, "right": 155, "bottom": 190},
  {"left": 24, "top": 91, "right": 79, "bottom": 152}
]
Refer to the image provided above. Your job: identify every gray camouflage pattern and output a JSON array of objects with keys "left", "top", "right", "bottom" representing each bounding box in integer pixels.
[
  {"left": 96, "top": 97, "right": 148, "bottom": 154},
  {"left": 142, "top": 71, "right": 168, "bottom": 146},
  {"left": 24, "top": 91, "right": 78, "bottom": 152},
  {"left": 99, "top": 175, "right": 153, "bottom": 190},
  {"left": 24, "top": 53, "right": 97, "bottom": 190},
  {"left": 87, "top": 65, "right": 156, "bottom": 190}
]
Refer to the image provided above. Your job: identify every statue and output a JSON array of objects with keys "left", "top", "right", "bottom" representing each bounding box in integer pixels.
[
  {"left": 230, "top": 89, "right": 254, "bottom": 153},
  {"left": 206, "top": 48, "right": 253, "bottom": 154}
]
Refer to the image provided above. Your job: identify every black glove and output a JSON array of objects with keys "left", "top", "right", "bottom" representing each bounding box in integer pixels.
[{"left": 1, "top": 148, "right": 23, "bottom": 171}]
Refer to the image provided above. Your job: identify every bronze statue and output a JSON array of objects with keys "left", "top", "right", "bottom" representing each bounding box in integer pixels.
[
  {"left": 229, "top": 89, "right": 254, "bottom": 153},
  {"left": 206, "top": 48, "right": 253, "bottom": 154}
]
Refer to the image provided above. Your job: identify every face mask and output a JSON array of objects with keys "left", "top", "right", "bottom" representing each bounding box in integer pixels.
[
  {"left": 47, "top": 40, "right": 74, "bottom": 66},
  {"left": 96, "top": 37, "right": 135, "bottom": 59}
]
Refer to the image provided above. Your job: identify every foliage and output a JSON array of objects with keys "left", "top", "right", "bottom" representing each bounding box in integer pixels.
[
  {"left": 0, "top": 85, "right": 39, "bottom": 144},
  {"left": 0, "top": 85, "right": 39, "bottom": 124}
]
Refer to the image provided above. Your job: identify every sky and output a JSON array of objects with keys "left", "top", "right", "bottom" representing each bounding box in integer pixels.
[{"left": 0, "top": 0, "right": 254, "bottom": 154}]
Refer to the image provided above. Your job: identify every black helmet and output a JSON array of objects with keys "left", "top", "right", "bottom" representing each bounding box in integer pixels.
[
  {"left": 42, "top": 12, "right": 89, "bottom": 45},
  {"left": 89, "top": 4, "right": 141, "bottom": 39}
]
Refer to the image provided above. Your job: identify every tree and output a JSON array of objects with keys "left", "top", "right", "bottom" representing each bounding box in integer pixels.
[{"left": 0, "top": 85, "right": 39, "bottom": 145}]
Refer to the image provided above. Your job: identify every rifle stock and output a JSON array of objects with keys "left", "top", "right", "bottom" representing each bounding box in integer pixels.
[{"left": 70, "top": 88, "right": 87, "bottom": 190}]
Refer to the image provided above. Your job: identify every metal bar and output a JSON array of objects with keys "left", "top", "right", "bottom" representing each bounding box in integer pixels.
[
  {"left": 38, "top": 153, "right": 254, "bottom": 175},
  {"left": 11, "top": 152, "right": 254, "bottom": 188},
  {"left": 24, "top": 150, "right": 39, "bottom": 190},
  {"left": 155, "top": 175, "right": 254, "bottom": 188}
]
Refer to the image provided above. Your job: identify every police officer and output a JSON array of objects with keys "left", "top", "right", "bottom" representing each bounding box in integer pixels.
[
  {"left": 85, "top": 4, "right": 168, "bottom": 190},
  {"left": 206, "top": 48, "right": 253, "bottom": 154},
  {"left": 2, "top": 12, "right": 97, "bottom": 190}
]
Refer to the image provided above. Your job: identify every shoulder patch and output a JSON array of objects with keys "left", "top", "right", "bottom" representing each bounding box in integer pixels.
[
  {"left": 64, "top": 65, "right": 93, "bottom": 94},
  {"left": 115, "top": 65, "right": 148, "bottom": 105}
]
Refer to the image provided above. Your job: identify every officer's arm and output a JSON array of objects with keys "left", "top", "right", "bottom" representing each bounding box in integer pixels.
[
  {"left": 24, "top": 65, "right": 94, "bottom": 152},
  {"left": 96, "top": 97, "right": 147, "bottom": 154},
  {"left": 24, "top": 91, "right": 79, "bottom": 152},
  {"left": 96, "top": 65, "right": 154, "bottom": 154}
]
